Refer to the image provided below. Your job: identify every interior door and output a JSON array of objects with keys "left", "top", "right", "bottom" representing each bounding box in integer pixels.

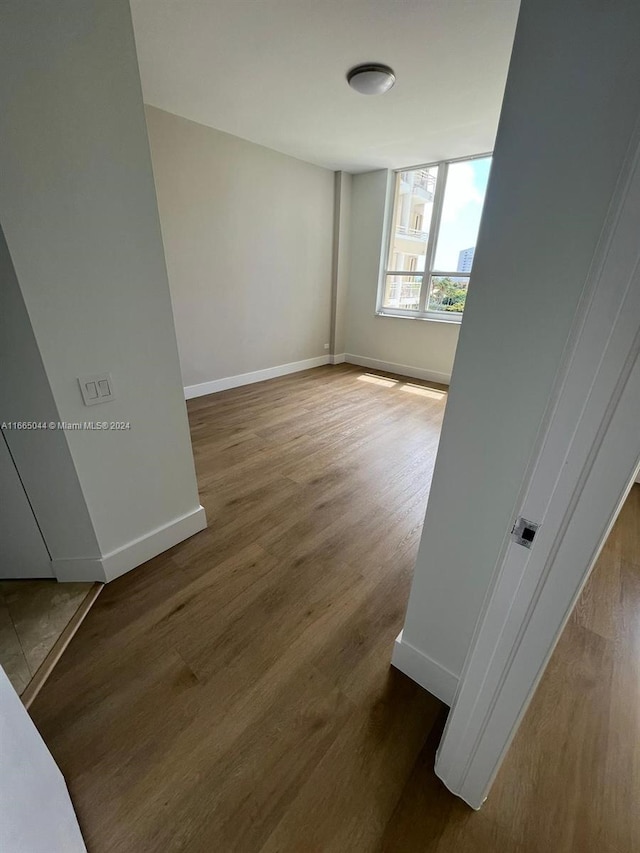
[
  {"left": 0, "top": 432, "right": 52, "bottom": 578},
  {"left": 0, "top": 665, "right": 86, "bottom": 851}
]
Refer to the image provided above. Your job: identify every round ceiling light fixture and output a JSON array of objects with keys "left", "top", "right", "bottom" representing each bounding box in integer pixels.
[{"left": 346, "top": 63, "right": 396, "bottom": 95}]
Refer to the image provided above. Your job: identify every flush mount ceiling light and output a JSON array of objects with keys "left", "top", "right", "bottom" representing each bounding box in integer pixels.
[{"left": 346, "top": 63, "right": 396, "bottom": 95}]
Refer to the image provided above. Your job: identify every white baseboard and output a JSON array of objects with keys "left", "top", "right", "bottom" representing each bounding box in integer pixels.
[
  {"left": 345, "top": 354, "right": 451, "bottom": 386},
  {"left": 184, "top": 353, "right": 448, "bottom": 398},
  {"left": 391, "top": 630, "right": 459, "bottom": 705},
  {"left": 184, "top": 356, "right": 331, "bottom": 399},
  {"left": 101, "top": 505, "right": 207, "bottom": 581},
  {"left": 52, "top": 557, "right": 107, "bottom": 583},
  {"left": 53, "top": 505, "right": 207, "bottom": 582}
]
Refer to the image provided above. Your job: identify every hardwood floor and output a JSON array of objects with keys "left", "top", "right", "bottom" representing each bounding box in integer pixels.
[
  {"left": 381, "top": 484, "right": 640, "bottom": 853},
  {"left": 29, "top": 365, "right": 640, "bottom": 852},
  {"left": 30, "top": 365, "right": 446, "bottom": 852}
]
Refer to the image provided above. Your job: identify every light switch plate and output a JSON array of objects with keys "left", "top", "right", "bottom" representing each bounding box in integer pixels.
[{"left": 78, "top": 373, "right": 115, "bottom": 406}]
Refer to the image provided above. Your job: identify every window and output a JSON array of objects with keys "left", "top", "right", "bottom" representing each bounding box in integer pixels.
[{"left": 380, "top": 154, "right": 492, "bottom": 321}]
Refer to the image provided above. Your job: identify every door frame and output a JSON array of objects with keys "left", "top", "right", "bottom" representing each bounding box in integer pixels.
[{"left": 435, "top": 123, "right": 640, "bottom": 808}]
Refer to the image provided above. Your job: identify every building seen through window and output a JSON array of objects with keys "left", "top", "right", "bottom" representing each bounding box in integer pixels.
[{"left": 381, "top": 155, "right": 491, "bottom": 319}]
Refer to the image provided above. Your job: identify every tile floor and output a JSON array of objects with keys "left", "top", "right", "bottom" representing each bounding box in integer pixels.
[{"left": 0, "top": 580, "right": 94, "bottom": 694}]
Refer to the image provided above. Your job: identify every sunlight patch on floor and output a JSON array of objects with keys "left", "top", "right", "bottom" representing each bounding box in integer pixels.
[
  {"left": 357, "top": 373, "right": 447, "bottom": 400},
  {"left": 357, "top": 373, "right": 398, "bottom": 387},
  {"left": 401, "top": 384, "right": 447, "bottom": 400}
]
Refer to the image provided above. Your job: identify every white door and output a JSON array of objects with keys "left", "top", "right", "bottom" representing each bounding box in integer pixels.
[
  {"left": 0, "top": 665, "right": 86, "bottom": 851},
  {"left": 0, "top": 433, "right": 52, "bottom": 578},
  {"left": 435, "top": 122, "right": 640, "bottom": 808}
]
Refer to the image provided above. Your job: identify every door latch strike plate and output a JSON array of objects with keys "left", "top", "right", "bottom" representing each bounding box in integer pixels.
[{"left": 511, "top": 517, "right": 539, "bottom": 549}]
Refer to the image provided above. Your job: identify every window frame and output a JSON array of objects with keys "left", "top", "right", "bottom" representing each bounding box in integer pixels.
[{"left": 377, "top": 152, "right": 492, "bottom": 323}]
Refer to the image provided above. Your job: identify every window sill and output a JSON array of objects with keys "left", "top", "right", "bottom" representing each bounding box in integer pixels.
[{"left": 375, "top": 310, "right": 462, "bottom": 326}]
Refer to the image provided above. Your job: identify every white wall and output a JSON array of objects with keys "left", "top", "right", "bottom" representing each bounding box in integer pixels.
[
  {"left": 0, "top": 666, "right": 86, "bottom": 852},
  {"left": 345, "top": 170, "right": 460, "bottom": 384},
  {"left": 395, "top": 0, "right": 640, "bottom": 692},
  {"left": 0, "top": 0, "right": 204, "bottom": 578},
  {"left": 144, "top": 106, "right": 335, "bottom": 390},
  {"left": 0, "top": 226, "right": 101, "bottom": 570}
]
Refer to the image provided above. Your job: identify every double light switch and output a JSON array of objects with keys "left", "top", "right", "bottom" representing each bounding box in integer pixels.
[{"left": 78, "top": 373, "right": 115, "bottom": 406}]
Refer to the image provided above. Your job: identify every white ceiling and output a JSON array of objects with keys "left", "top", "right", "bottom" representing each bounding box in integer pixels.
[{"left": 130, "top": 0, "right": 520, "bottom": 173}]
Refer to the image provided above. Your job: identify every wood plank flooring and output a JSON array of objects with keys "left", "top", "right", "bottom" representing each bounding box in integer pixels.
[
  {"left": 30, "top": 365, "right": 447, "bottom": 852},
  {"left": 381, "top": 484, "right": 640, "bottom": 853},
  {"left": 29, "top": 365, "right": 640, "bottom": 852}
]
